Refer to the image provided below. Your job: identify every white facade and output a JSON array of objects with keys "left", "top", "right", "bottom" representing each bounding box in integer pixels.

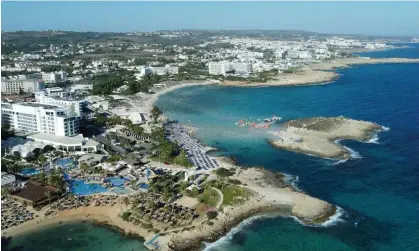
[
  {"left": 230, "top": 63, "right": 252, "bottom": 74},
  {"left": 152, "top": 65, "right": 179, "bottom": 76},
  {"left": 35, "top": 91, "right": 87, "bottom": 117},
  {"left": 1, "top": 79, "right": 45, "bottom": 94},
  {"left": 45, "top": 87, "right": 67, "bottom": 97},
  {"left": 209, "top": 62, "right": 252, "bottom": 75},
  {"left": 208, "top": 62, "right": 226, "bottom": 75},
  {"left": 1, "top": 172, "right": 16, "bottom": 187},
  {"left": 40, "top": 71, "right": 68, "bottom": 83},
  {"left": 1, "top": 102, "right": 79, "bottom": 137}
]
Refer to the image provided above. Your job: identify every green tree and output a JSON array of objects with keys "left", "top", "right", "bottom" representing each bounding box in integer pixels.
[
  {"left": 151, "top": 106, "right": 163, "bottom": 122},
  {"left": 45, "top": 191, "right": 52, "bottom": 208},
  {"left": 39, "top": 171, "right": 47, "bottom": 184},
  {"left": 1, "top": 124, "right": 14, "bottom": 140},
  {"left": 207, "top": 211, "right": 218, "bottom": 220},
  {"left": 121, "top": 211, "right": 132, "bottom": 221},
  {"left": 80, "top": 162, "right": 89, "bottom": 172}
]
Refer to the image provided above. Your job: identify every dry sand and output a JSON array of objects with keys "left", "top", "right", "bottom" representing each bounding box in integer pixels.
[
  {"left": 269, "top": 116, "right": 383, "bottom": 159},
  {"left": 2, "top": 205, "right": 152, "bottom": 240},
  {"left": 222, "top": 69, "right": 338, "bottom": 87}
]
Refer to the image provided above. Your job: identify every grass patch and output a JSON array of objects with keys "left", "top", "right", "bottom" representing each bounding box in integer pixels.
[
  {"left": 221, "top": 185, "right": 251, "bottom": 206},
  {"left": 198, "top": 187, "right": 221, "bottom": 207},
  {"left": 214, "top": 167, "right": 235, "bottom": 177}
]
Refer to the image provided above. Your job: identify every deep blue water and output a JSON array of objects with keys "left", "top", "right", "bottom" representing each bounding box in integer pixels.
[
  {"left": 5, "top": 45, "right": 418, "bottom": 251},
  {"left": 354, "top": 43, "right": 419, "bottom": 59},
  {"left": 155, "top": 45, "right": 419, "bottom": 251}
]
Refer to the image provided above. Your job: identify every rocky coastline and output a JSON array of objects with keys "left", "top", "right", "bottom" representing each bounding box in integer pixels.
[{"left": 269, "top": 116, "right": 385, "bottom": 159}]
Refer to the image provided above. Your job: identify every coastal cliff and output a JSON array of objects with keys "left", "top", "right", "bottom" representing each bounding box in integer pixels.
[{"left": 269, "top": 116, "right": 384, "bottom": 159}]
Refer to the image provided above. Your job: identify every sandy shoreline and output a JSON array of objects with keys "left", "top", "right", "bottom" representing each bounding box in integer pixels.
[
  {"left": 2, "top": 205, "right": 152, "bottom": 240},
  {"left": 2, "top": 166, "right": 337, "bottom": 251},
  {"left": 221, "top": 69, "right": 338, "bottom": 87},
  {"left": 220, "top": 57, "right": 419, "bottom": 88},
  {"left": 140, "top": 57, "right": 419, "bottom": 113}
]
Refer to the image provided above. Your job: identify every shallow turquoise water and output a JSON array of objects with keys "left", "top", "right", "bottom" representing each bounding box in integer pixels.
[
  {"left": 6, "top": 45, "right": 419, "bottom": 251},
  {"left": 3, "top": 221, "right": 147, "bottom": 251},
  {"left": 155, "top": 45, "right": 419, "bottom": 251}
]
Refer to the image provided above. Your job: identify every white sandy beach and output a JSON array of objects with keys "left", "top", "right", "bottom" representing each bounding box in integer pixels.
[{"left": 2, "top": 204, "right": 153, "bottom": 240}]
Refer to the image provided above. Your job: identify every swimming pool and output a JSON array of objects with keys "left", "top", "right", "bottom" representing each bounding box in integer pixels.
[
  {"left": 104, "top": 177, "right": 130, "bottom": 187},
  {"left": 19, "top": 168, "right": 41, "bottom": 176},
  {"left": 138, "top": 182, "right": 149, "bottom": 190},
  {"left": 55, "top": 157, "right": 76, "bottom": 169},
  {"left": 111, "top": 187, "right": 133, "bottom": 195},
  {"left": 68, "top": 180, "right": 108, "bottom": 196}
]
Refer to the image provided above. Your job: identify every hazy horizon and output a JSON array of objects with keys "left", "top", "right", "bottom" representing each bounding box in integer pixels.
[{"left": 2, "top": 2, "right": 419, "bottom": 37}]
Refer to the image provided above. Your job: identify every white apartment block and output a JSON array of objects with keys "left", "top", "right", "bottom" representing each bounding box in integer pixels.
[
  {"left": 230, "top": 63, "right": 252, "bottom": 74},
  {"left": 1, "top": 102, "right": 80, "bottom": 137},
  {"left": 35, "top": 91, "right": 87, "bottom": 117},
  {"left": 209, "top": 62, "right": 252, "bottom": 75},
  {"left": 45, "top": 87, "right": 67, "bottom": 97},
  {"left": 209, "top": 62, "right": 226, "bottom": 75},
  {"left": 134, "top": 67, "right": 153, "bottom": 80},
  {"left": 152, "top": 65, "right": 179, "bottom": 76},
  {"left": 37, "top": 71, "right": 68, "bottom": 83},
  {"left": 1, "top": 79, "right": 45, "bottom": 94}
]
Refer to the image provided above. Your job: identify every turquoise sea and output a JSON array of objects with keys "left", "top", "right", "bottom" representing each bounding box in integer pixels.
[
  {"left": 4, "top": 44, "right": 418, "bottom": 251},
  {"left": 2, "top": 221, "right": 147, "bottom": 251}
]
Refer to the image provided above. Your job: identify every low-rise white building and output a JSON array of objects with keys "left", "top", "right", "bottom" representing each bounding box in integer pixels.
[
  {"left": 1, "top": 78, "right": 45, "bottom": 94},
  {"left": 36, "top": 71, "right": 68, "bottom": 83},
  {"left": 1, "top": 172, "right": 16, "bottom": 187},
  {"left": 152, "top": 65, "right": 179, "bottom": 76}
]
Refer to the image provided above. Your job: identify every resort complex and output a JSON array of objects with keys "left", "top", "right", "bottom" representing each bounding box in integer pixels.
[{"left": 1, "top": 27, "right": 419, "bottom": 251}]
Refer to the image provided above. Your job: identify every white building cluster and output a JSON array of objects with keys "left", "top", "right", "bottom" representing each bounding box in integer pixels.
[
  {"left": 209, "top": 62, "right": 252, "bottom": 76},
  {"left": 1, "top": 102, "right": 80, "bottom": 137},
  {"left": 1, "top": 76, "right": 45, "bottom": 94}
]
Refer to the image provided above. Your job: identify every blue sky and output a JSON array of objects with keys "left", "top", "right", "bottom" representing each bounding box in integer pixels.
[{"left": 2, "top": 2, "right": 419, "bottom": 36}]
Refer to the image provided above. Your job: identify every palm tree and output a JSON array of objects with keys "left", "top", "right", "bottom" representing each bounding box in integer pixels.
[
  {"left": 1, "top": 188, "right": 10, "bottom": 198},
  {"left": 45, "top": 191, "right": 52, "bottom": 208},
  {"left": 39, "top": 171, "right": 47, "bottom": 184}
]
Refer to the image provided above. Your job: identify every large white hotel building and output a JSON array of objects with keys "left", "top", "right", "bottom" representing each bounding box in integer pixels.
[{"left": 1, "top": 102, "right": 80, "bottom": 137}]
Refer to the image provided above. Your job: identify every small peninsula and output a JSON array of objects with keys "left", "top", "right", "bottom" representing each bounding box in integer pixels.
[{"left": 269, "top": 117, "right": 384, "bottom": 159}]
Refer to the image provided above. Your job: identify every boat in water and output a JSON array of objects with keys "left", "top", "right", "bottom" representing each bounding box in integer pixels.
[
  {"left": 264, "top": 116, "right": 282, "bottom": 123},
  {"left": 236, "top": 116, "right": 281, "bottom": 129}
]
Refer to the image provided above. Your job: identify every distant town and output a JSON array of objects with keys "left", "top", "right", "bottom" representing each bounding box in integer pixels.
[{"left": 1, "top": 30, "right": 417, "bottom": 250}]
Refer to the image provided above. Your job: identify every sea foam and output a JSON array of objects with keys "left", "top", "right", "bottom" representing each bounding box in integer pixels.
[
  {"left": 203, "top": 214, "right": 277, "bottom": 250},
  {"left": 284, "top": 173, "right": 302, "bottom": 192},
  {"left": 334, "top": 139, "right": 362, "bottom": 159},
  {"left": 290, "top": 206, "right": 346, "bottom": 228},
  {"left": 204, "top": 207, "right": 345, "bottom": 250}
]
